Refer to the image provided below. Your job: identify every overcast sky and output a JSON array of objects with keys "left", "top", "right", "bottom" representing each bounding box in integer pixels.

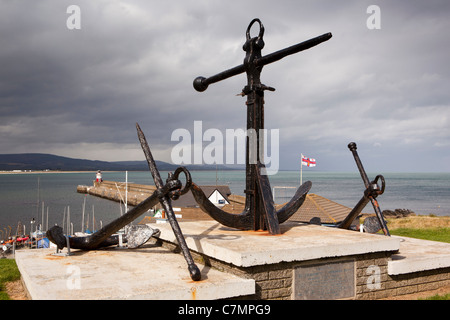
[{"left": 1, "top": 0, "right": 449, "bottom": 172}]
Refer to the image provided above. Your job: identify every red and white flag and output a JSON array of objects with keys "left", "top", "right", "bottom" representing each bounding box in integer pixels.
[{"left": 301, "top": 155, "right": 316, "bottom": 167}]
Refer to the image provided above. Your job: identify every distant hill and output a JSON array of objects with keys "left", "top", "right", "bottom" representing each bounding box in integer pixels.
[{"left": 0, "top": 153, "right": 237, "bottom": 171}]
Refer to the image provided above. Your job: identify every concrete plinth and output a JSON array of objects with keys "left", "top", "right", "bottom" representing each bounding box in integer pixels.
[
  {"left": 150, "top": 221, "right": 401, "bottom": 267},
  {"left": 15, "top": 220, "right": 450, "bottom": 300},
  {"left": 15, "top": 245, "right": 254, "bottom": 300}
]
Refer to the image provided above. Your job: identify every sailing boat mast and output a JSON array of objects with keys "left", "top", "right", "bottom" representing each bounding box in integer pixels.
[
  {"left": 125, "top": 171, "right": 128, "bottom": 214},
  {"left": 81, "top": 196, "right": 86, "bottom": 233}
]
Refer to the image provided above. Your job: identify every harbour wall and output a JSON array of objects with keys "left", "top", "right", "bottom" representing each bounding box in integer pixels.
[{"left": 77, "top": 180, "right": 157, "bottom": 207}]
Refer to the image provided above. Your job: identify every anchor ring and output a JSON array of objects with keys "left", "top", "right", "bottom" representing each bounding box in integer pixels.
[
  {"left": 246, "top": 18, "right": 264, "bottom": 41},
  {"left": 167, "top": 166, "right": 192, "bottom": 200},
  {"left": 371, "top": 174, "right": 385, "bottom": 196},
  {"left": 244, "top": 18, "right": 265, "bottom": 51}
]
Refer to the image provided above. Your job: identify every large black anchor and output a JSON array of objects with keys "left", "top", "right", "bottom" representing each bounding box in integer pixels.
[
  {"left": 47, "top": 124, "right": 201, "bottom": 281},
  {"left": 191, "top": 19, "right": 332, "bottom": 234},
  {"left": 338, "top": 142, "right": 390, "bottom": 236}
]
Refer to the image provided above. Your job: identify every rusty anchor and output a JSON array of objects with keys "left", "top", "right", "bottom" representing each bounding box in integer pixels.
[
  {"left": 47, "top": 123, "right": 202, "bottom": 281},
  {"left": 338, "top": 142, "right": 391, "bottom": 236},
  {"left": 192, "top": 19, "right": 332, "bottom": 234}
]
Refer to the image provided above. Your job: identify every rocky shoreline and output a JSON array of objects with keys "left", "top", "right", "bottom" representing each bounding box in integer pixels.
[{"left": 382, "top": 208, "right": 415, "bottom": 219}]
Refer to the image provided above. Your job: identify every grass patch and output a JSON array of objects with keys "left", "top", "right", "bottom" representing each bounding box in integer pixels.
[
  {"left": 363, "top": 215, "right": 450, "bottom": 243},
  {"left": 420, "top": 293, "right": 450, "bottom": 300},
  {"left": 386, "top": 215, "right": 450, "bottom": 229},
  {"left": 0, "top": 258, "right": 21, "bottom": 300},
  {"left": 389, "top": 227, "right": 450, "bottom": 243}
]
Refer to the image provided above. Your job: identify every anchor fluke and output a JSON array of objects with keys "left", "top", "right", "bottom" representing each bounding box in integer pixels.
[
  {"left": 190, "top": 180, "right": 312, "bottom": 234},
  {"left": 276, "top": 181, "right": 312, "bottom": 224}
]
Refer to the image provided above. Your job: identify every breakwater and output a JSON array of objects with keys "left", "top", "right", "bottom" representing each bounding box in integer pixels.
[
  {"left": 76, "top": 180, "right": 244, "bottom": 221},
  {"left": 77, "top": 180, "right": 157, "bottom": 206}
]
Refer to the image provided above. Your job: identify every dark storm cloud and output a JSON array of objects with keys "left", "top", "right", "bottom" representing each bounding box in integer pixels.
[{"left": 1, "top": 0, "right": 449, "bottom": 171}]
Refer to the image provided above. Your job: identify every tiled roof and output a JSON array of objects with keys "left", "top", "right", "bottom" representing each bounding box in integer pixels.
[
  {"left": 228, "top": 193, "right": 357, "bottom": 225},
  {"left": 157, "top": 185, "right": 232, "bottom": 209},
  {"left": 286, "top": 193, "right": 353, "bottom": 224}
]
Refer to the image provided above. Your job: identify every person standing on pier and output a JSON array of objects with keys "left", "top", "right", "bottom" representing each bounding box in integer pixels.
[{"left": 96, "top": 170, "right": 103, "bottom": 183}]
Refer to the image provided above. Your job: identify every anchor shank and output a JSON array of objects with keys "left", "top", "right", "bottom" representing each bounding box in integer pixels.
[
  {"left": 256, "top": 164, "right": 280, "bottom": 234},
  {"left": 245, "top": 90, "right": 266, "bottom": 230},
  {"left": 338, "top": 194, "right": 370, "bottom": 230},
  {"left": 47, "top": 189, "right": 162, "bottom": 250},
  {"left": 242, "top": 21, "right": 268, "bottom": 230},
  {"left": 77, "top": 189, "right": 162, "bottom": 249}
]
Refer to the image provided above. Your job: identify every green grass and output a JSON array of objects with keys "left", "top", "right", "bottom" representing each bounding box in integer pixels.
[
  {"left": 420, "top": 293, "right": 450, "bottom": 300},
  {"left": 0, "top": 258, "right": 21, "bottom": 300},
  {"left": 389, "top": 227, "right": 450, "bottom": 243}
]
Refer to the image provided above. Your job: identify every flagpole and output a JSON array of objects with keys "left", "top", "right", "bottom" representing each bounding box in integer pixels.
[{"left": 300, "top": 153, "right": 303, "bottom": 185}]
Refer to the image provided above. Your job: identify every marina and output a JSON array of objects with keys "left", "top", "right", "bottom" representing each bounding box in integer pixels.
[{"left": 1, "top": 170, "right": 449, "bottom": 245}]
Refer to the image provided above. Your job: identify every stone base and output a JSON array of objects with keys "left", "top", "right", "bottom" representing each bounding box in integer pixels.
[{"left": 151, "top": 220, "right": 450, "bottom": 300}]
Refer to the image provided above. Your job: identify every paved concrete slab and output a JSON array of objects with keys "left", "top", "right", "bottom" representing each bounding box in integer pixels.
[
  {"left": 15, "top": 245, "right": 255, "bottom": 300},
  {"left": 388, "top": 236, "right": 450, "bottom": 275},
  {"left": 150, "top": 221, "right": 401, "bottom": 267}
]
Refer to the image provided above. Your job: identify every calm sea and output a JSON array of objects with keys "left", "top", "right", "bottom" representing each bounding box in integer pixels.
[{"left": 0, "top": 171, "right": 449, "bottom": 235}]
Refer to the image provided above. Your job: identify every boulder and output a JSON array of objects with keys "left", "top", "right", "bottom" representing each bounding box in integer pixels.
[{"left": 382, "top": 208, "right": 414, "bottom": 218}]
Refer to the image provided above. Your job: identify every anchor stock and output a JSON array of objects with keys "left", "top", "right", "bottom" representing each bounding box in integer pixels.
[{"left": 193, "top": 19, "right": 332, "bottom": 92}]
